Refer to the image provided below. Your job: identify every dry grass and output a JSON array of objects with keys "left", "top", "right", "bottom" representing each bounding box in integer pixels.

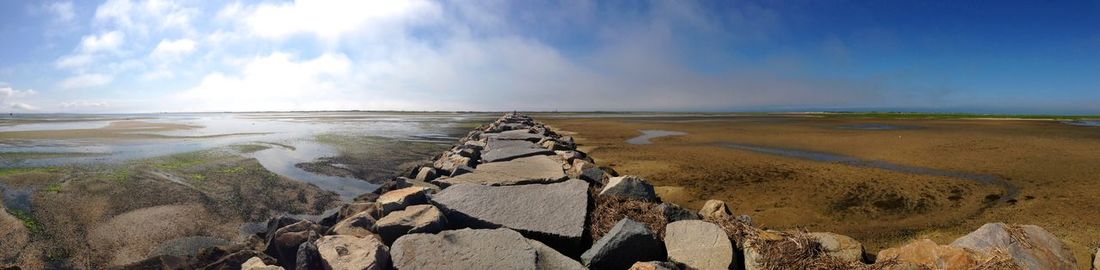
[{"left": 589, "top": 195, "right": 667, "bottom": 240}]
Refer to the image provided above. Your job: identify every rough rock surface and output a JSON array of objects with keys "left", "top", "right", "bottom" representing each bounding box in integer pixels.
[
  {"left": 581, "top": 218, "right": 666, "bottom": 270},
  {"left": 629, "top": 261, "right": 681, "bottom": 270},
  {"left": 527, "top": 238, "right": 586, "bottom": 270},
  {"left": 415, "top": 167, "right": 438, "bottom": 182},
  {"left": 391, "top": 228, "right": 539, "bottom": 270},
  {"left": 315, "top": 235, "right": 390, "bottom": 270},
  {"left": 431, "top": 179, "right": 589, "bottom": 251},
  {"left": 657, "top": 203, "right": 700, "bottom": 222},
  {"left": 294, "top": 240, "right": 321, "bottom": 270},
  {"left": 436, "top": 155, "right": 567, "bottom": 186},
  {"left": 664, "top": 220, "right": 733, "bottom": 270},
  {"left": 374, "top": 204, "right": 447, "bottom": 245},
  {"left": 877, "top": 239, "right": 986, "bottom": 270},
  {"left": 243, "top": 257, "right": 285, "bottom": 270},
  {"left": 329, "top": 210, "right": 377, "bottom": 238},
  {"left": 376, "top": 187, "right": 430, "bottom": 215},
  {"left": 264, "top": 220, "right": 323, "bottom": 268},
  {"left": 698, "top": 199, "right": 733, "bottom": 220},
  {"left": 950, "top": 223, "right": 1076, "bottom": 270},
  {"left": 483, "top": 130, "right": 546, "bottom": 142},
  {"left": 809, "top": 232, "right": 864, "bottom": 263},
  {"left": 481, "top": 139, "right": 555, "bottom": 162},
  {"left": 599, "top": 175, "right": 659, "bottom": 201}
]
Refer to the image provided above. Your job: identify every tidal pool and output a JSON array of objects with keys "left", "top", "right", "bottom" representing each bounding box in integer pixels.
[
  {"left": 1063, "top": 120, "right": 1100, "bottom": 127},
  {"left": 626, "top": 130, "right": 687, "bottom": 144}
]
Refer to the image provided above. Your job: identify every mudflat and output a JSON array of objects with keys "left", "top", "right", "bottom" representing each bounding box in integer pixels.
[{"left": 541, "top": 114, "right": 1100, "bottom": 263}]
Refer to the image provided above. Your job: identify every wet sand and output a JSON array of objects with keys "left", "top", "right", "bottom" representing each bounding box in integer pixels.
[{"left": 542, "top": 115, "right": 1100, "bottom": 263}]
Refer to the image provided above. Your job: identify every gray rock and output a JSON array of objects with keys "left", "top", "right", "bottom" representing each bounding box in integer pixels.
[
  {"left": 415, "top": 167, "right": 438, "bottom": 181},
  {"left": 698, "top": 200, "right": 733, "bottom": 220},
  {"left": 581, "top": 218, "right": 666, "bottom": 270},
  {"left": 664, "top": 220, "right": 733, "bottom": 270},
  {"left": 436, "top": 155, "right": 567, "bottom": 186},
  {"left": 449, "top": 165, "right": 475, "bottom": 177},
  {"left": 527, "top": 238, "right": 585, "bottom": 270},
  {"left": 483, "top": 130, "right": 546, "bottom": 142},
  {"left": 391, "top": 228, "right": 538, "bottom": 270},
  {"left": 808, "top": 232, "right": 864, "bottom": 263},
  {"left": 376, "top": 187, "right": 430, "bottom": 215},
  {"left": 599, "top": 176, "right": 659, "bottom": 202},
  {"left": 481, "top": 139, "right": 555, "bottom": 162},
  {"left": 329, "top": 210, "right": 377, "bottom": 238},
  {"left": 264, "top": 220, "right": 323, "bottom": 269},
  {"left": 657, "top": 203, "right": 700, "bottom": 222},
  {"left": 295, "top": 239, "right": 322, "bottom": 270},
  {"left": 431, "top": 179, "right": 589, "bottom": 252},
  {"left": 950, "top": 223, "right": 1077, "bottom": 270},
  {"left": 315, "top": 235, "right": 390, "bottom": 270},
  {"left": 374, "top": 204, "right": 447, "bottom": 245}
]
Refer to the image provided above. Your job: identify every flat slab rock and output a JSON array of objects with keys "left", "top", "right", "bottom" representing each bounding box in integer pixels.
[
  {"left": 391, "top": 228, "right": 581, "bottom": 270},
  {"left": 482, "top": 130, "right": 546, "bottom": 142},
  {"left": 664, "top": 220, "right": 733, "bottom": 270},
  {"left": 436, "top": 155, "right": 567, "bottom": 186},
  {"left": 481, "top": 139, "right": 554, "bottom": 162},
  {"left": 431, "top": 179, "right": 589, "bottom": 251}
]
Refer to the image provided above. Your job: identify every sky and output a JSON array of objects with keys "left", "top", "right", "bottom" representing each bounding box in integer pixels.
[{"left": 0, "top": 0, "right": 1099, "bottom": 114}]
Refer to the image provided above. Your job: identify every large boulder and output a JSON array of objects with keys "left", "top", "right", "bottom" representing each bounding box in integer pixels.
[
  {"left": 374, "top": 204, "right": 447, "bottom": 245},
  {"left": 483, "top": 130, "right": 546, "bottom": 142},
  {"left": 329, "top": 210, "right": 377, "bottom": 238},
  {"left": 390, "top": 228, "right": 539, "bottom": 270},
  {"left": 698, "top": 200, "right": 733, "bottom": 220},
  {"left": 808, "top": 232, "right": 864, "bottom": 263},
  {"left": 481, "top": 139, "right": 555, "bottom": 162},
  {"left": 315, "top": 235, "right": 390, "bottom": 270},
  {"left": 664, "top": 220, "right": 733, "bottom": 270},
  {"left": 527, "top": 238, "right": 585, "bottom": 270},
  {"left": 876, "top": 239, "right": 987, "bottom": 270},
  {"left": 376, "top": 187, "right": 430, "bottom": 215},
  {"left": 414, "top": 167, "right": 439, "bottom": 182},
  {"left": 436, "top": 155, "right": 568, "bottom": 186},
  {"left": 581, "top": 218, "right": 666, "bottom": 270},
  {"left": 599, "top": 176, "right": 659, "bottom": 202},
  {"left": 950, "top": 223, "right": 1076, "bottom": 269},
  {"left": 431, "top": 179, "right": 589, "bottom": 252},
  {"left": 294, "top": 240, "right": 322, "bottom": 270}
]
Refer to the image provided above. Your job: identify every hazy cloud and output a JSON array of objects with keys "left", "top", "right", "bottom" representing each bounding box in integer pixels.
[{"left": 59, "top": 74, "right": 113, "bottom": 89}]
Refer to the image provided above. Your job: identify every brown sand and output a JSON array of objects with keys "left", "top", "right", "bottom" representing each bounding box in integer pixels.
[{"left": 542, "top": 115, "right": 1100, "bottom": 263}]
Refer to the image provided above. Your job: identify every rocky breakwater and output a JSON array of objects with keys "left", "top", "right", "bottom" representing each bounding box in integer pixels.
[{"left": 99, "top": 113, "right": 1084, "bottom": 270}]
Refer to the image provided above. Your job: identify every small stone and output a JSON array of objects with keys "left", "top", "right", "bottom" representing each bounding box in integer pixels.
[
  {"left": 374, "top": 205, "right": 447, "bottom": 245},
  {"left": 599, "top": 176, "right": 659, "bottom": 202},
  {"left": 376, "top": 187, "right": 430, "bottom": 215},
  {"left": 581, "top": 218, "right": 666, "bottom": 270},
  {"left": 242, "top": 257, "right": 285, "bottom": 270},
  {"left": 664, "top": 220, "right": 733, "bottom": 270},
  {"left": 698, "top": 200, "right": 732, "bottom": 220},
  {"left": 315, "top": 235, "right": 391, "bottom": 270}
]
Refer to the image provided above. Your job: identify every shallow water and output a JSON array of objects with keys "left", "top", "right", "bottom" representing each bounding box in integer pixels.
[
  {"left": 719, "top": 142, "right": 1018, "bottom": 202},
  {"left": 0, "top": 112, "right": 495, "bottom": 201},
  {"left": 626, "top": 130, "right": 687, "bottom": 144},
  {"left": 836, "top": 123, "right": 918, "bottom": 130},
  {"left": 1063, "top": 120, "right": 1100, "bottom": 127}
]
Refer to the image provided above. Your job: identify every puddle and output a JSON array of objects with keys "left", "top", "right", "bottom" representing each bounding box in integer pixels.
[
  {"left": 627, "top": 130, "right": 687, "bottom": 144},
  {"left": 0, "top": 182, "right": 33, "bottom": 213},
  {"left": 250, "top": 140, "right": 377, "bottom": 200},
  {"left": 1063, "top": 120, "right": 1100, "bottom": 127},
  {"left": 836, "top": 123, "right": 919, "bottom": 130},
  {"left": 719, "top": 143, "right": 1018, "bottom": 202}
]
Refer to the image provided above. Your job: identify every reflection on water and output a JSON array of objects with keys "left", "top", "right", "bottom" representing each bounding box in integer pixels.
[
  {"left": 719, "top": 142, "right": 1018, "bottom": 202},
  {"left": 0, "top": 112, "right": 497, "bottom": 201},
  {"left": 627, "top": 130, "right": 687, "bottom": 144},
  {"left": 0, "top": 182, "right": 32, "bottom": 213}
]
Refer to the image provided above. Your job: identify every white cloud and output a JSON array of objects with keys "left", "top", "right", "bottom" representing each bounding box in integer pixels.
[
  {"left": 10, "top": 102, "right": 38, "bottom": 111},
  {"left": 59, "top": 74, "right": 113, "bottom": 89},
  {"left": 150, "top": 38, "right": 196, "bottom": 59},
  {"left": 239, "top": 0, "right": 440, "bottom": 40},
  {"left": 46, "top": 1, "right": 76, "bottom": 22},
  {"left": 0, "top": 86, "right": 37, "bottom": 98},
  {"left": 55, "top": 54, "right": 94, "bottom": 69},
  {"left": 95, "top": 0, "right": 198, "bottom": 33},
  {"left": 175, "top": 52, "right": 352, "bottom": 111},
  {"left": 79, "top": 31, "right": 125, "bottom": 53},
  {"left": 60, "top": 101, "right": 109, "bottom": 109}
]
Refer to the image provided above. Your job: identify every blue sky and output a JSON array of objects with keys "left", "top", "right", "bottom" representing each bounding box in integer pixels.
[{"left": 1, "top": 0, "right": 1098, "bottom": 113}]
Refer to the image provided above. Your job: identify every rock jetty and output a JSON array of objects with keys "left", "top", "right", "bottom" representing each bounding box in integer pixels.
[{"left": 100, "top": 113, "right": 1083, "bottom": 270}]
